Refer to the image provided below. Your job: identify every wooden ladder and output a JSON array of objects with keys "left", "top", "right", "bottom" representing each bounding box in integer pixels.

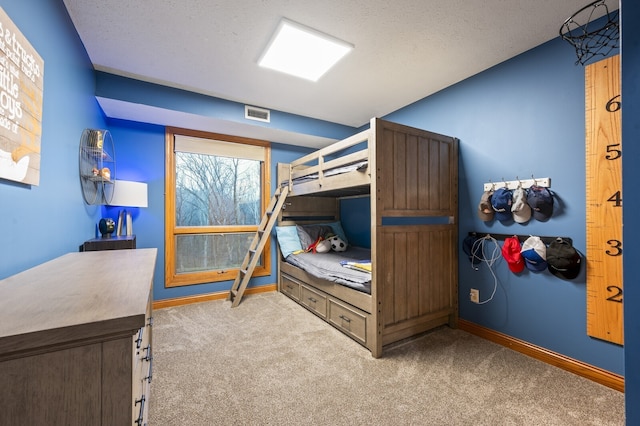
[{"left": 228, "top": 185, "right": 289, "bottom": 307}]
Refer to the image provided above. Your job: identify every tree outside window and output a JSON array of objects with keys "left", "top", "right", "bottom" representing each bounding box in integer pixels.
[{"left": 165, "top": 129, "right": 271, "bottom": 287}]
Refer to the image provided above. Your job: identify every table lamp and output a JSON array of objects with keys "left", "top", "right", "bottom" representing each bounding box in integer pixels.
[{"left": 106, "top": 180, "right": 148, "bottom": 236}]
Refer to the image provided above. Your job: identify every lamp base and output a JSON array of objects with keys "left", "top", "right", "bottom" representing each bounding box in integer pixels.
[{"left": 116, "top": 209, "right": 134, "bottom": 236}]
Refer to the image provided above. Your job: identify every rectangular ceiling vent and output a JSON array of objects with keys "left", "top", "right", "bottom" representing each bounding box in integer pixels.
[{"left": 245, "top": 105, "right": 271, "bottom": 123}]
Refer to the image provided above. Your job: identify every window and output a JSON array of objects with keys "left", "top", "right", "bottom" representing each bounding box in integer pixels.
[{"left": 165, "top": 128, "right": 271, "bottom": 287}]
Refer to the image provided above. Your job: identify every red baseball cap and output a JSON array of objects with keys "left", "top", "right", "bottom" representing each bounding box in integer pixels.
[{"left": 502, "top": 236, "right": 525, "bottom": 273}]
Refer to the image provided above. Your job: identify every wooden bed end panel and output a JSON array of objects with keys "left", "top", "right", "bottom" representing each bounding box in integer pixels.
[
  {"left": 376, "top": 224, "right": 458, "bottom": 337},
  {"left": 374, "top": 119, "right": 458, "bottom": 218}
]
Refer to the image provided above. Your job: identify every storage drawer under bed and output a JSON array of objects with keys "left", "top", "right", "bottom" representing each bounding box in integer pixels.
[
  {"left": 300, "top": 285, "right": 327, "bottom": 318},
  {"left": 280, "top": 274, "right": 300, "bottom": 300},
  {"left": 328, "top": 299, "right": 367, "bottom": 344}
]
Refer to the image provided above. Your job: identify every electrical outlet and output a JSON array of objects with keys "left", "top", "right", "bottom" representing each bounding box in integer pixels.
[{"left": 470, "top": 289, "right": 480, "bottom": 304}]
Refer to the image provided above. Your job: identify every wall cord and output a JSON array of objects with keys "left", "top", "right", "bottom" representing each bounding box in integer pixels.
[{"left": 470, "top": 235, "right": 501, "bottom": 304}]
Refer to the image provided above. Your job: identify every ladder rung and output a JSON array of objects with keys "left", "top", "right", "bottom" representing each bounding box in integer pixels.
[
  {"left": 240, "top": 269, "right": 247, "bottom": 276},
  {"left": 249, "top": 249, "right": 256, "bottom": 255}
]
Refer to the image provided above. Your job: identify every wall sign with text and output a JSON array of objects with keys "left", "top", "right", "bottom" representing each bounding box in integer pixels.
[{"left": 0, "top": 7, "right": 44, "bottom": 186}]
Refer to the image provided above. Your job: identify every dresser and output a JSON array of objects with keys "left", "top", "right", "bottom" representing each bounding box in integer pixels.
[{"left": 0, "top": 248, "right": 157, "bottom": 425}]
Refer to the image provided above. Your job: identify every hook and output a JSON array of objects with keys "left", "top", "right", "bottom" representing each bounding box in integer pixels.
[
  {"left": 516, "top": 176, "right": 522, "bottom": 189},
  {"left": 489, "top": 179, "right": 496, "bottom": 191},
  {"left": 501, "top": 177, "right": 507, "bottom": 188}
]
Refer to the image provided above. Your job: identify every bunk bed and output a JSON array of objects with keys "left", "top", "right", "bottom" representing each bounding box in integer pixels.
[{"left": 276, "top": 118, "right": 459, "bottom": 358}]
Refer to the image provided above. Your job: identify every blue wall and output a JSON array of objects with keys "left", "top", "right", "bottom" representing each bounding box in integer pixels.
[
  {"left": 384, "top": 26, "right": 623, "bottom": 375},
  {"left": 341, "top": 197, "right": 372, "bottom": 247},
  {"left": 0, "top": 0, "right": 106, "bottom": 277}
]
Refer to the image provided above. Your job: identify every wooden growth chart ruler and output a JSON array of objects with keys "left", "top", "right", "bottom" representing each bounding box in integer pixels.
[{"left": 585, "top": 54, "right": 623, "bottom": 345}]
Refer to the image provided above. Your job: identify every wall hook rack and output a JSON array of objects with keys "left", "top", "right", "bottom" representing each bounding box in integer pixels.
[
  {"left": 483, "top": 177, "right": 550, "bottom": 192},
  {"left": 468, "top": 232, "right": 572, "bottom": 246}
]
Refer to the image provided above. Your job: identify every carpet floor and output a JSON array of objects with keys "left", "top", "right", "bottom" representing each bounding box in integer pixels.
[{"left": 149, "top": 292, "right": 625, "bottom": 425}]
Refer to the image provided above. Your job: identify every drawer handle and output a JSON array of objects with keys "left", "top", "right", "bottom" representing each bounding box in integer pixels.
[
  {"left": 286, "top": 284, "right": 294, "bottom": 290},
  {"left": 135, "top": 395, "right": 146, "bottom": 425},
  {"left": 143, "top": 344, "right": 152, "bottom": 362},
  {"left": 145, "top": 356, "right": 153, "bottom": 383},
  {"left": 135, "top": 327, "right": 144, "bottom": 349},
  {"left": 339, "top": 314, "right": 351, "bottom": 323},
  {"left": 308, "top": 297, "right": 317, "bottom": 303}
]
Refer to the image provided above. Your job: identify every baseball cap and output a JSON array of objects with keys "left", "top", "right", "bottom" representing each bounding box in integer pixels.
[
  {"left": 501, "top": 236, "right": 525, "bottom": 273},
  {"left": 491, "top": 188, "right": 513, "bottom": 221},
  {"left": 520, "top": 236, "right": 547, "bottom": 272},
  {"left": 511, "top": 187, "right": 532, "bottom": 224},
  {"left": 477, "top": 190, "right": 494, "bottom": 221},
  {"left": 462, "top": 234, "right": 483, "bottom": 267},
  {"left": 527, "top": 186, "right": 553, "bottom": 221},
  {"left": 546, "top": 238, "right": 582, "bottom": 280}
]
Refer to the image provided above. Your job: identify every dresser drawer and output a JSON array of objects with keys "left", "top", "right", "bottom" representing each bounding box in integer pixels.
[
  {"left": 132, "top": 347, "right": 152, "bottom": 426},
  {"left": 328, "top": 300, "right": 367, "bottom": 344},
  {"left": 132, "top": 293, "right": 152, "bottom": 426},
  {"left": 280, "top": 275, "right": 300, "bottom": 300},
  {"left": 300, "top": 285, "right": 327, "bottom": 318}
]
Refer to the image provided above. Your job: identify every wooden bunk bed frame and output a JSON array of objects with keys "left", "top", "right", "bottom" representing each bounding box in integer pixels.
[{"left": 276, "top": 118, "right": 459, "bottom": 357}]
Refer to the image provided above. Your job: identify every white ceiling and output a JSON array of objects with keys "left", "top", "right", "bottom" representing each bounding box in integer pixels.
[{"left": 62, "top": 0, "right": 612, "bottom": 146}]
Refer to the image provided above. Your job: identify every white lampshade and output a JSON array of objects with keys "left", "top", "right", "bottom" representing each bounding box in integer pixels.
[{"left": 107, "top": 180, "right": 148, "bottom": 207}]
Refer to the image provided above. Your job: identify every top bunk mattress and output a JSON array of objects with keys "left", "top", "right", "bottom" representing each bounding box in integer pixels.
[
  {"left": 282, "top": 160, "right": 368, "bottom": 185},
  {"left": 285, "top": 246, "right": 371, "bottom": 294}
]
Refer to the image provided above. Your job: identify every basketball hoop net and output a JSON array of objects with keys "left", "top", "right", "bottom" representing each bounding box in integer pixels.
[{"left": 559, "top": 0, "right": 619, "bottom": 66}]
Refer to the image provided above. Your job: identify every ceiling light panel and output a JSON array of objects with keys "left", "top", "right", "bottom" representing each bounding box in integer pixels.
[{"left": 258, "top": 18, "right": 353, "bottom": 82}]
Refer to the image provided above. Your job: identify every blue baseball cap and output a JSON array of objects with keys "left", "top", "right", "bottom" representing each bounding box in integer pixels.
[
  {"left": 491, "top": 188, "right": 513, "bottom": 221},
  {"left": 521, "top": 236, "right": 548, "bottom": 272},
  {"left": 527, "top": 186, "right": 553, "bottom": 221},
  {"left": 463, "top": 234, "right": 483, "bottom": 267}
]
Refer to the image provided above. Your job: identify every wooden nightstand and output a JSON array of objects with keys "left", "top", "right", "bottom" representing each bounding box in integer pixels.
[{"left": 82, "top": 235, "right": 136, "bottom": 251}]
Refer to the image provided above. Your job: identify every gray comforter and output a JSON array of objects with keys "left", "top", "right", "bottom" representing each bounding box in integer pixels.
[{"left": 285, "top": 246, "right": 371, "bottom": 294}]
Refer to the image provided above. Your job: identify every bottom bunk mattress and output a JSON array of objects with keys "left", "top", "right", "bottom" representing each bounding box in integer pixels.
[{"left": 285, "top": 246, "right": 371, "bottom": 294}]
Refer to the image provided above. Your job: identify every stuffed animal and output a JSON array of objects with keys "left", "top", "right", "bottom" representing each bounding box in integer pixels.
[
  {"left": 329, "top": 235, "right": 347, "bottom": 252},
  {"left": 315, "top": 239, "right": 331, "bottom": 253},
  {"left": 307, "top": 236, "right": 331, "bottom": 253}
]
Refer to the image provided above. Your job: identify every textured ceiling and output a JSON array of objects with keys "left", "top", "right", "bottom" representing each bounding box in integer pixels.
[{"left": 62, "top": 0, "right": 614, "bottom": 144}]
